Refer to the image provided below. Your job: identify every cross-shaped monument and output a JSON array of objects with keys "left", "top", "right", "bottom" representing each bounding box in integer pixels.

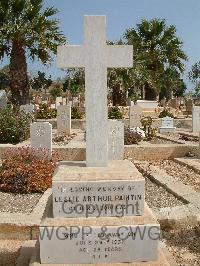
[{"left": 57, "top": 16, "right": 133, "bottom": 167}]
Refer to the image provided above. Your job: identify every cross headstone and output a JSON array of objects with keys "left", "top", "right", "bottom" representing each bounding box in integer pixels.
[
  {"left": 57, "top": 105, "right": 71, "bottom": 135},
  {"left": 57, "top": 16, "right": 133, "bottom": 166},
  {"left": 108, "top": 120, "right": 124, "bottom": 160},
  {"left": 129, "top": 105, "right": 143, "bottom": 128},
  {"left": 0, "top": 90, "right": 8, "bottom": 109},
  {"left": 30, "top": 122, "right": 52, "bottom": 158}
]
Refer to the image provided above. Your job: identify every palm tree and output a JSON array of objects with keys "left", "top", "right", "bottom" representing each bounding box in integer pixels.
[
  {"left": 124, "top": 19, "right": 187, "bottom": 100},
  {"left": 0, "top": 0, "right": 66, "bottom": 105}
]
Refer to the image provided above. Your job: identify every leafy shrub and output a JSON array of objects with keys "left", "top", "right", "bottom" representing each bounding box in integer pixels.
[
  {"left": 0, "top": 108, "right": 31, "bottom": 144},
  {"left": 108, "top": 107, "right": 123, "bottom": 119},
  {"left": 124, "top": 127, "right": 142, "bottom": 145},
  {"left": 141, "top": 116, "right": 156, "bottom": 141},
  {"left": 49, "top": 87, "right": 63, "bottom": 100},
  {"left": 71, "top": 107, "right": 83, "bottom": 119},
  {"left": 159, "top": 109, "right": 174, "bottom": 118},
  {"left": 0, "top": 147, "right": 58, "bottom": 193},
  {"left": 35, "top": 103, "right": 57, "bottom": 119}
]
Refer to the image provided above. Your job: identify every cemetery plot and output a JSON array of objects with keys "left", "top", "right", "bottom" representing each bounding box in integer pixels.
[
  {"left": 0, "top": 192, "right": 42, "bottom": 213},
  {"left": 162, "top": 226, "right": 200, "bottom": 266},
  {"left": 144, "top": 178, "right": 185, "bottom": 209},
  {"left": 136, "top": 160, "right": 200, "bottom": 192}
]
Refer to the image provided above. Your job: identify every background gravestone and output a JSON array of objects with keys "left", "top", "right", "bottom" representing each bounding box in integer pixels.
[
  {"left": 57, "top": 105, "right": 71, "bottom": 135},
  {"left": 186, "top": 99, "right": 193, "bottom": 115},
  {"left": 108, "top": 120, "right": 124, "bottom": 160},
  {"left": 0, "top": 90, "right": 8, "bottom": 109},
  {"left": 159, "top": 116, "right": 176, "bottom": 134},
  {"left": 56, "top": 97, "right": 63, "bottom": 108},
  {"left": 30, "top": 122, "right": 52, "bottom": 158},
  {"left": 192, "top": 106, "right": 200, "bottom": 132},
  {"left": 129, "top": 105, "right": 143, "bottom": 128},
  {"left": 20, "top": 104, "right": 34, "bottom": 115}
]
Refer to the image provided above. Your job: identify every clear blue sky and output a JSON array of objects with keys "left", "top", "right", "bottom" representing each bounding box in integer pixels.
[{"left": 2, "top": 0, "right": 200, "bottom": 91}]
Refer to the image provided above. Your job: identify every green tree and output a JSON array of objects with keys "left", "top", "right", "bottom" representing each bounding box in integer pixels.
[
  {"left": 49, "top": 86, "right": 63, "bottom": 100},
  {"left": 107, "top": 41, "right": 134, "bottom": 106},
  {"left": 0, "top": 0, "right": 65, "bottom": 105},
  {"left": 64, "top": 69, "right": 85, "bottom": 96},
  {"left": 124, "top": 19, "right": 187, "bottom": 100},
  {"left": 30, "top": 71, "right": 52, "bottom": 95},
  {"left": 189, "top": 61, "right": 200, "bottom": 96},
  {"left": 0, "top": 65, "right": 10, "bottom": 91},
  {"left": 160, "top": 67, "right": 187, "bottom": 99}
]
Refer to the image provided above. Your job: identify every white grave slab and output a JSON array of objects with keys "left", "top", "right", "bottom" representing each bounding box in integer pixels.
[
  {"left": 56, "top": 97, "right": 63, "bottom": 108},
  {"left": 30, "top": 122, "right": 52, "bottom": 158},
  {"left": 57, "top": 105, "right": 71, "bottom": 135},
  {"left": 136, "top": 100, "right": 158, "bottom": 110},
  {"left": 192, "top": 106, "right": 200, "bottom": 132},
  {"left": 57, "top": 16, "right": 133, "bottom": 167},
  {"left": 159, "top": 116, "right": 176, "bottom": 134},
  {"left": 129, "top": 105, "right": 143, "bottom": 128},
  {"left": 52, "top": 160, "right": 145, "bottom": 218},
  {"left": 108, "top": 120, "right": 124, "bottom": 160},
  {"left": 39, "top": 203, "right": 159, "bottom": 264},
  {"left": 0, "top": 90, "right": 8, "bottom": 109},
  {"left": 20, "top": 104, "right": 34, "bottom": 115},
  {"left": 39, "top": 223, "right": 159, "bottom": 264}
]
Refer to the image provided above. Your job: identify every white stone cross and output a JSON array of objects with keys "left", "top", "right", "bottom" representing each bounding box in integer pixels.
[{"left": 57, "top": 16, "right": 133, "bottom": 167}]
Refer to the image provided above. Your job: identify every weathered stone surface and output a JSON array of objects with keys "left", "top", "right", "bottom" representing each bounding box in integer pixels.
[
  {"left": 108, "top": 120, "right": 124, "bottom": 160},
  {"left": 29, "top": 242, "right": 175, "bottom": 265},
  {"left": 129, "top": 105, "right": 142, "bottom": 128},
  {"left": 30, "top": 122, "right": 52, "bottom": 157},
  {"left": 39, "top": 203, "right": 159, "bottom": 264},
  {"left": 52, "top": 160, "right": 145, "bottom": 218},
  {"left": 20, "top": 104, "right": 34, "bottom": 115},
  {"left": 57, "top": 105, "right": 71, "bottom": 135},
  {"left": 192, "top": 106, "right": 200, "bottom": 132},
  {"left": 159, "top": 116, "right": 176, "bottom": 134},
  {"left": 57, "top": 16, "right": 133, "bottom": 167}
]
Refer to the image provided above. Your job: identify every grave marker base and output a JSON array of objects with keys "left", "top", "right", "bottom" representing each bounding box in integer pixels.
[{"left": 39, "top": 203, "right": 160, "bottom": 264}]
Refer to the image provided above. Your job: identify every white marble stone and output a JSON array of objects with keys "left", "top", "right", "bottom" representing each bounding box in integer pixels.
[
  {"left": 0, "top": 90, "right": 7, "bottom": 109},
  {"left": 40, "top": 224, "right": 159, "bottom": 264},
  {"left": 108, "top": 120, "right": 124, "bottom": 160},
  {"left": 161, "top": 116, "right": 174, "bottom": 128},
  {"left": 56, "top": 97, "right": 63, "bottom": 108},
  {"left": 57, "top": 16, "right": 133, "bottom": 167},
  {"left": 192, "top": 106, "right": 200, "bottom": 132},
  {"left": 136, "top": 100, "right": 158, "bottom": 110},
  {"left": 20, "top": 104, "right": 34, "bottom": 115},
  {"left": 30, "top": 122, "right": 52, "bottom": 158},
  {"left": 39, "top": 204, "right": 159, "bottom": 264},
  {"left": 129, "top": 105, "right": 143, "bottom": 128},
  {"left": 57, "top": 105, "right": 71, "bottom": 135},
  {"left": 159, "top": 116, "right": 176, "bottom": 134},
  {"left": 52, "top": 160, "right": 145, "bottom": 218},
  {"left": 62, "top": 98, "right": 67, "bottom": 105}
]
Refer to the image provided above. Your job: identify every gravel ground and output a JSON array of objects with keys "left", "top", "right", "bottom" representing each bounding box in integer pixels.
[
  {"left": 0, "top": 192, "right": 42, "bottom": 213},
  {"left": 162, "top": 226, "right": 200, "bottom": 266},
  {"left": 149, "top": 137, "right": 178, "bottom": 144},
  {"left": 0, "top": 240, "right": 23, "bottom": 266},
  {"left": 141, "top": 160, "right": 200, "bottom": 192},
  {"left": 145, "top": 177, "right": 184, "bottom": 209}
]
